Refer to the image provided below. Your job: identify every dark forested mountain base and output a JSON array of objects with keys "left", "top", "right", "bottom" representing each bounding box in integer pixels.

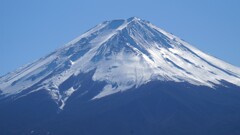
[{"left": 1, "top": 81, "right": 240, "bottom": 135}]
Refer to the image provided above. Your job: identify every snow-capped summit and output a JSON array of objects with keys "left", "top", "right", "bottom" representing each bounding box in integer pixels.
[
  {"left": 1, "top": 17, "right": 240, "bottom": 135},
  {"left": 0, "top": 17, "right": 240, "bottom": 108}
]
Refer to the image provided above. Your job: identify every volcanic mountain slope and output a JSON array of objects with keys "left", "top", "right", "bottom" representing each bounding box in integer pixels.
[{"left": 0, "top": 17, "right": 240, "bottom": 135}]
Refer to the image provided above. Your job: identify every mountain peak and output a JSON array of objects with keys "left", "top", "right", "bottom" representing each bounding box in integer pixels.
[
  {"left": 102, "top": 17, "right": 146, "bottom": 32},
  {"left": 0, "top": 17, "right": 240, "bottom": 106},
  {"left": 127, "top": 17, "right": 141, "bottom": 22},
  {"left": 1, "top": 17, "right": 240, "bottom": 135}
]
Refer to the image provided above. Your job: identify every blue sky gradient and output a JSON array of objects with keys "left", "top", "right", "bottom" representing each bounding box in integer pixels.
[{"left": 1, "top": 0, "right": 240, "bottom": 76}]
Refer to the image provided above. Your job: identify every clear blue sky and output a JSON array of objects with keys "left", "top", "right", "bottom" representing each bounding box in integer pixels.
[{"left": 1, "top": 0, "right": 240, "bottom": 76}]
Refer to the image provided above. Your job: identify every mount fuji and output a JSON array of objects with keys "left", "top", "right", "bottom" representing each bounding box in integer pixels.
[{"left": 0, "top": 17, "right": 240, "bottom": 135}]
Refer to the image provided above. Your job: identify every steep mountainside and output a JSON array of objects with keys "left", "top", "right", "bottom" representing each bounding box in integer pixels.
[{"left": 0, "top": 17, "right": 240, "bottom": 135}]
